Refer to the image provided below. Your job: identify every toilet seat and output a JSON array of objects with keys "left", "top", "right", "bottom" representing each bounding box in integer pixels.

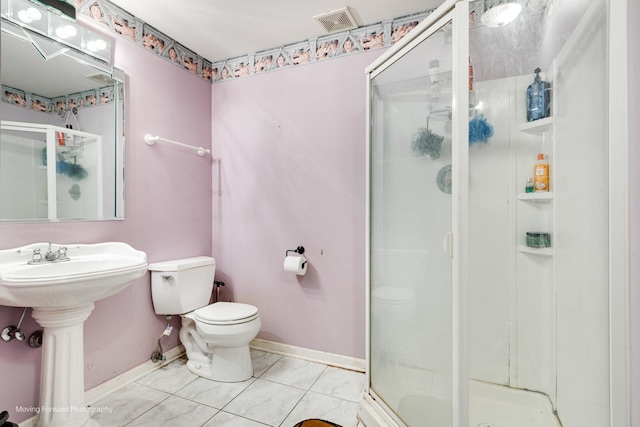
[{"left": 194, "top": 302, "right": 258, "bottom": 325}]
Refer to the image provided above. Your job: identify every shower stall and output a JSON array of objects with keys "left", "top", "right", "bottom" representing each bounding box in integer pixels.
[{"left": 360, "top": 0, "right": 629, "bottom": 426}]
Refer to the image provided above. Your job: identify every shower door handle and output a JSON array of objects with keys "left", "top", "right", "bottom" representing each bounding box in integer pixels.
[{"left": 443, "top": 232, "right": 453, "bottom": 259}]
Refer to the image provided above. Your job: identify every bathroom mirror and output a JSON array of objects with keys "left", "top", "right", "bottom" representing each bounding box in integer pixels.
[{"left": 0, "top": 0, "right": 125, "bottom": 222}]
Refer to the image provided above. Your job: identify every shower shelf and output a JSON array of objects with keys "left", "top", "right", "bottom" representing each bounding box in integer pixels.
[
  {"left": 517, "top": 192, "right": 553, "bottom": 202},
  {"left": 518, "top": 116, "right": 554, "bottom": 134},
  {"left": 518, "top": 245, "right": 554, "bottom": 256}
]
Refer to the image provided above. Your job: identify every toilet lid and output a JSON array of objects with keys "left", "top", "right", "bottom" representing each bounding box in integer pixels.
[{"left": 194, "top": 302, "right": 258, "bottom": 325}]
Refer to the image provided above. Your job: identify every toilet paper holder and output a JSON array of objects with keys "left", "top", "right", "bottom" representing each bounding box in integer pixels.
[
  {"left": 283, "top": 246, "right": 307, "bottom": 276},
  {"left": 285, "top": 246, "right": 305, "bottom": 256}
]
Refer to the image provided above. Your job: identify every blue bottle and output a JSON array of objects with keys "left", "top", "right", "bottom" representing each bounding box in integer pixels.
[{"left": 526, "top": 67, "right": 551, "bottom": 122}]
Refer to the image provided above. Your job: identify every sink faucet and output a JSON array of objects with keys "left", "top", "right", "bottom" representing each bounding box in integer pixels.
[
  {"left": 28, "top": 244, "right": 70, "bottom": 264},
  {"left": 44, "top": 243, "right": 69, "bottom": 262}
]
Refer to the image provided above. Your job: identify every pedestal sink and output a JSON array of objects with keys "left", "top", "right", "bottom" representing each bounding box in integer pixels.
[{"left": 0, "top": 242, "right": 147, "bottom": 427}]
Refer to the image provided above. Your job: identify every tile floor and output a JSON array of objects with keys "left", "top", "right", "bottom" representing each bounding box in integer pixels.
[{"left": 89, "top": 349, "right": 366, "bottom": 427}]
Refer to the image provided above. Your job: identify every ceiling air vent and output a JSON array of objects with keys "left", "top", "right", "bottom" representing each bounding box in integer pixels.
[{"left": 313, "top": 7, "right": 358, "bottom": 34}]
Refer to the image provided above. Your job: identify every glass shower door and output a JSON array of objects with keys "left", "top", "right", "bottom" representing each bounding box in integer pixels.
[{"left": 368, "top": 14, "right": 458, "bottom": 426}]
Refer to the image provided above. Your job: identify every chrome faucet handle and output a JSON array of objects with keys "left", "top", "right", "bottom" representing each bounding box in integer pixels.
[
  {"left": 57, "top": 246, "right": 69, "bottom": 261},
  {"left": 44, "top": 243, "right": 58, "bottom": 261},
  {"left": 32, "top": 248, "right": 42, "bottom": 262}
]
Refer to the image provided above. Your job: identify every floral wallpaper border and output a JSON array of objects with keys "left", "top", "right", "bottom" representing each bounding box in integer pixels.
[
  {"left": 4, "top": 0, "right": 549, "bottom": 98},
  {"left": 216, "top": 13, "right": 428, "bottom": 81},
  {"left": 75, "top": 0, "right": 434, "bottom": 83},
  {"left": 2, "top": 83, "right": 120, "bottom": 114}
]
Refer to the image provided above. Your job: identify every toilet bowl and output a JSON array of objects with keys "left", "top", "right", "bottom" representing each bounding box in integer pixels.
[
  {"left": 149, "top": 256, "right": 261, "bottom": 382},
  {"left": 180, "top": 301, "right": 261, "bottom": 381},
  {"left": 371, "top": 286, "right": 417, "bottom": 353},
  {"left": 372, "top": 286, "right": 417, "bottom": 323}
]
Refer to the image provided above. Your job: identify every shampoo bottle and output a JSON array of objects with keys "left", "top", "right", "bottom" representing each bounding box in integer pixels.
[
  {"left": 526, "top": 67, "right": 551, "bottom": 122},
  {"left": 526, "top": 177, "right": 534, "bottom": 193},
  {"left": 534, "top": 153, "right": 549, "bottom": 192}
]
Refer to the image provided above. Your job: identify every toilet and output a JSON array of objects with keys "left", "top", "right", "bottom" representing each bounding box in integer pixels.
[{"left": 149, "top": 256, "right": 261, "bottom": 382}]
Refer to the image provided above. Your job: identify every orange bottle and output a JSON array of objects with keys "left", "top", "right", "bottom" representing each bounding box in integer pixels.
[{"left": 534, "top": 153, "right": 549, "bottom": 192}]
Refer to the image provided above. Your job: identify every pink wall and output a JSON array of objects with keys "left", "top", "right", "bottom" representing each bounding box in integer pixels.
[
  {"left": 0, "top": 25, "right": 212, "bottom": 423},
  {"left": 211, "top": 51, "right": 382, "bottom": 359}
]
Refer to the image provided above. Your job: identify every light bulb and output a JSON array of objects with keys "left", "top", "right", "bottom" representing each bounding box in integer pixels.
[
  {"left": 27, "top": 7, "right": 42, "bottom": 21},
  {"left": 64, "top": 25, "right": 77, "bottom": 37},
  {"left": 481, "top": 2, "right": 523, "bottom": 27},
  {"left": 18, "top": 10, "right": 32, "bottom": 23},
  {"left": 55, "top": 24, "right": 78, "bottom": 39},
  {"left": 87, "top": 39, "right": 107, "bottom": 51},
  {"left": 18, "top": 7, "right": 43, "bottom": 23}
]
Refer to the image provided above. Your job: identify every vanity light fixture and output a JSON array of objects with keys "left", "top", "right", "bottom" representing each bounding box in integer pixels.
[
  {"left": 3, "top": 0, "right": 111, "bottom": 62},
  {"left": 481, "top": 0, "right": 523, "bottom": 27}
]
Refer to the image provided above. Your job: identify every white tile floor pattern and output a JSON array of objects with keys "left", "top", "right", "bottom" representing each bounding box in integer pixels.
[{"left": 89, "top": 349, "right": 366, "bottom": 427}]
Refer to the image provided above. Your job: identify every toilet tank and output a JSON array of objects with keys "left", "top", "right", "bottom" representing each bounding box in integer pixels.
[{"left": 149, "top": 256, "right": 215, "bottom": 315}]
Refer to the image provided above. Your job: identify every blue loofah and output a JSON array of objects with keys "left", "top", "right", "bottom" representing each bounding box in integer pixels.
[
  {"left": 469, "top": 114, "right": 494, "bottom": 145},
  {"left": 67, "top": 163, "right": 88, "bottom": 180},
  {"left": 411, "top": 127, "right": 444, "bottom": 160},
  {"left": 56, "top": 160, "right": 70, "bottom": 174}
]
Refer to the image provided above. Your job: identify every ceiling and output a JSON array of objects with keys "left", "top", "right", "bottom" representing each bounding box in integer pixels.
[{"left": 107, "top": 0, "right": 446, "bottom": 62}]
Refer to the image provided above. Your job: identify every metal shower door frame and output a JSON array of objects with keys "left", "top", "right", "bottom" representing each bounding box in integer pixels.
[{"left": 363, "top": 0, "right": 470, "bottom": 425}]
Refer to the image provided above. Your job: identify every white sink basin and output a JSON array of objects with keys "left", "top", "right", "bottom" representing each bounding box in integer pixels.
[{"left": 0, "top": 242, "right": 147, "bottom": 308}]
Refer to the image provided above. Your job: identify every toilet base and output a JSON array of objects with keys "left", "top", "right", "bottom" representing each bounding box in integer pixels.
[
  {"left": 179, "top": 314, "right": 259, "bottom": 382},
  {"left": 185, "top": 345, "right": 254, "bottom": 382}
]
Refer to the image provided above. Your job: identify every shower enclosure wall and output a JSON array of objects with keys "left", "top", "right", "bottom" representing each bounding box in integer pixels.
[
  {"left": 360, "top": 1, "right": 629, "bottom": 426},
  {"left": 0, "top": 121, "right": 103, "bottom": 220}
]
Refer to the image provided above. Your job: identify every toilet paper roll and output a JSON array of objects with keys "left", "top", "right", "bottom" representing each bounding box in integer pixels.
[{"left": 283, "top": 255, "right": 307, "bottom": 276}]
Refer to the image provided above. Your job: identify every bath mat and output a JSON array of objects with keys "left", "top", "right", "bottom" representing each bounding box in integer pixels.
[{"left": 293, "top": 419, "right": 343, "bottom": 427}]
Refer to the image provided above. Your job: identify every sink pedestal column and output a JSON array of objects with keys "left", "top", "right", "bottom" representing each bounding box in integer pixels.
[{"left": 31, "top": 303, "right": 100, "bottom": 427}]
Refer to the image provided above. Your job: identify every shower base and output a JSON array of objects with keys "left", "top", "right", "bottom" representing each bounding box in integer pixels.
[
  {"left": 358, "top": 378, "right": 561, "bottom": 427},
  {"left": 469, "top": 381, "right": 561, "bottom": 427}
]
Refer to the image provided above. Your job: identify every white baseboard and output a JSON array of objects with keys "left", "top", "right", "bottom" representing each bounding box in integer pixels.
[
  {"left": 250, "top": 338, "right": 366, "bottom": 372},
  {"left": 84, "top": 345, "right": 185, "bottom": 404},
  {"left": 19, "top": 346, "right": 185, "bottom": 427}
]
